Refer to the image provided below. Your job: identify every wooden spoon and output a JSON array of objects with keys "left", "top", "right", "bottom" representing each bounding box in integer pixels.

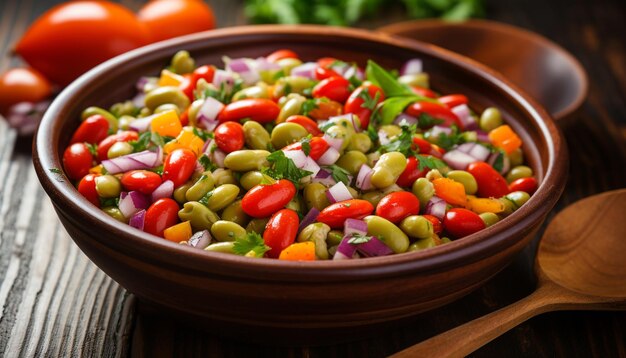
[{"left": 391, "top": 189, "right": 626, "bottom": 358}]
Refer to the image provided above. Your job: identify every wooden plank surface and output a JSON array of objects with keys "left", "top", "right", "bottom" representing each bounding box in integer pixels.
[{"left": 1, "top": 0, "right": 625, "bottom": 357}]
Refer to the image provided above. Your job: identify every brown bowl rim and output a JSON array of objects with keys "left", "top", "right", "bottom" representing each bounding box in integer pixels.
[{"left": 33, "top": 25, "right": 567, "bottom": 281}]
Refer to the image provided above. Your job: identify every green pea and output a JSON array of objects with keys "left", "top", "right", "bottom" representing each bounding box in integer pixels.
[
  {"left": 210, "top": 220, "right": 247, "bottom": 242},
  {"left": 297, "top": 223, "right": 331, "bottom": 260},
  {"left": 506, "top": 165, "right": 533, "bottom": 183},
  {"left": 504, "top": 191, "right": 531, "bottom": 210},
  {"left": 364, "top": 215, "right": 409, "bottom": 254},
  {"left": 81, "top": 106, "right": 118, "bottom": 132},
  {"left": 346, "top": 133, "right": 372, "bottom": 153},
  {"left": 102, "top": 206, "right": 125, "bottom": 222},
  {"left": 361, "top": 191, "right": 385, "bottom": 207},
  {"left": 144, "top": 86, "right": 190, "bottom": 112},
  {"left": 204, "top": 184, "right": 240, "bottom": 212},
  {"left": 479, "top": 212, "right": 500, "bottom": 227},
  {"left": 398, "top": 73, "right": 429, "bottom": 88},
  {"left": 109, "top": 101, "right": 137, "bottom": 118},
  {"left": 95, "top": 175, "right": 121, "bottom": 198},
  {"left": 408, "top": 237, "right": 438, "bottom": 251},
  {"left": 246, "top": 218, "right": 269, "bottom": 234},
  {"left": 277, "top": 94, "right": 306, "bottom": 122},
  {"left": 232, "top": 84, "right": 269, "bottom": 101},
  {"left": 243, "top": 121, "right": 272, "bottom": 150},
  {"left": 107, "top": 142, "right": 133, "bottom": 159},
  {"left": 154, "top": 103, "right": 181, "bottom": 116},
  {"left": 221, "top": 200, "right": 250, "bottom": 227},
  {"left": 170, "top": 50, "right": 195, "bottom": 74},
  {"left": 277, "top": 59, "right": 303, "bottom": 75},
  {"left": 508, "top": 148, "right": 524, "bottom": 167},
  {"left": 379, "top": 125, "right": 402, "bottom": 139},
  {"left": 412, "top": 178, "right": 434, "bottom": 209},
  {"left": 326, "top": 230, "right": 344, "bottom": 247},
  {"left": 223, "top": 150, "right": 270, "bottom": 172},
  {"left": 480, "top": 107, "right": 503, "bottom": 132},
  {"left": 173, "top": 181, "right": 193, "bottom": 204},
  {"left": 185, "top": 173, "right": 215, "bottom": 202},
  {"left": 212, "top": 169, "right": 238, "bottom": 186},
  {"left": 336, "top": 151, "right": 368, "bottom": 176},
  {"left": 399, "top": 215, "right": 433, "bottom": 239},
  {"left": 371, "top": 152, "right": 407, "bottom": 189},
  {"left": 178, "top": 201, "right": 219, "bottom": 231},
  {"left": 303, "top": 183, "right": 330, "bottom": 211},
  {"left": 446, "top": 170, "right": 478, "bottom": 195},
  {"left": 325, "top": 125, "right": 351, "bottom": 151},
  {"left": 270, "top": 123, "right": 308, "bottom": 149},
  {"left": 204, "top": 242, "right": 235, "bottom": 254}
]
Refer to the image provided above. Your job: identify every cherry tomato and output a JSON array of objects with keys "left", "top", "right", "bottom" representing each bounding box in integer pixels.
[
  {"left": 214, "top": 122, "right": 245, "bottom": 153},
  {"left": 405, "top": 101, "right": 463, "bottom": 129},
  {"left": 410, "top": 86, "right": 437, "bottom": 99},
  {"left": 315, "top": 66, "right": 341, "bottom": 80},
  {"left": 443, "top": 208, "right": 485, "bottom": 238},
  {"left": 375, "top": 192, "right": 420, "bottom": 224},
  {"left": 70, "top": 115, "right": 110, "bottom": 144},
  {"left": 137, "top": 0, "right": 215, "bottom": 43},
  {"left": 412, "top": 137, "right": 432, "bottom": 154},
  {"left": 282, "top": 137, "right": 329, "bottom": 161},
  {"left": 191, "top": 65, "right": 215, "bottom": 87},
  {"left": 317, "top": 57, "right": 337, "bottom": 68},
  {"left": 78, "top": 173, "right": 100, "bottom": 207},
  {"left": 179, "top": 107, "right": 190, "bottom": 127},
  {"left": 422, "top": 214, "right": 443, "bottom": 234},
  {"left": 344, "top": 84, "right": 385, "bottom": 129},
  {"left": 241, "top": 179, "right": 296, "bottom": 218},
  {"left": 217, "top": 99, "right": 280, "bottom": 124},
  {"left": 312, "top": 77, "right": 351, "bottom": 103},
  {"left": 63, "top": 143, "right": 94, "bottom": 180},
  {"left": 263, "top": 209, "right": 299, "bottom": 258},
  {"left": 0, "top": 68, "right": 52, "bottom": 113},
  {"left": 467, "top": 162, "right": 510, "bottom": 198},
  {"left": 15, "top": 1, "right": 150, "bottom": 86},
  {"left": 121, "top": 170, "right": 163, "bottom": 195},
  {"left": 438, "top": 94, "right": 468, "bottom": 108},
  {"left": 509, "top": 177, "right": 538, "bottom": 195},
  {"left": 179, "top": 74, "right": 195, "bottom": 101},
  {"left": 316, "top": 199, "right": 374, "bottom": 229},
  {"left": 97, "top": 131, "right": 139, "bottom": 160},
  {"left": 285, "top": 115, "right": 323, "bottom": 136},
  {"left": 162, "top": 148, "right": 196, "bottom": 187},
  {"left": 144, "top": 198, "right": 180, "bottom": 237},
  {"left": 266, "top": 49, "right": 298, "bottom": 63},
  {"left": 396, "top": 157, "right": 428, "bottom": 187},
  {"left": 307, "top": 99, "right": 343, "bottom": 120}
]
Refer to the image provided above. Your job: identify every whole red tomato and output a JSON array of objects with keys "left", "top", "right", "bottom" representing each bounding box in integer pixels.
[
  {"left": 78, "top": 174, "right": 100, "bottom": 207},
  {"left": 214, "top": 122, "right": 245, "bottom": 153},
  {"left": 422, "top": 214, "right": 443, "bottom": 234},
  {"left": 241, "top": 179, "right": 296, "bottom": 218},
  {"left": 443, "top": 208, "right": 485, "bottom": 238},
  {"left": 282, "top": 137, "right": 329, "bottom": 161},
  {"left": 0, "top": 68, "right": 51, "bottom": 113},
  {"left": 396, "top": 157, "right": 429, "bottom": 187},
  {"left": 375, "top": 192, "right": 420, "bottom": 224},
  {"left": 162, "top": 148, "right": 196, "bottom": 187},
  {"left": 137, "top": 0, "right": 215, "bottom": 43},
  {"left": 263, "top": 209, "right": 299, "bottom": 258},
  {"left": 467, "top": 162, "right": 510, "bottom": 198},
  {"left": 405, "top": 101, "right": 463, "bottom": 129},
  {"left": 316, "top": 199, "right": 374, "bottom": 229},
  {"left": 63, "top": 143, "right": 93, "bottom": 180},
  {"left": 70, "top": 115, "right": 110, "bottom": 144},
  {"left": 344, "top": 84, "right": 385, "bottom": 129},
  {"left": 121, "top": 170, "right": 163, "bottom": 195},
  {"left": 312, "top": 77, "right": 351, "bottom": 104},
  {"left": 217, "top": 99, "right": 280, "bottom": 124},
  {"left": 15, "top": 1, "right": 150, "bottom": 86},
  {"left": 411, "top": 86, "right": 437, "bottom": 98},
  {"left": 509, "top": 177, "right": 538, "bottom": 195},
  {"left": 144, "top": 198, "right": 180, "bottom": 237},
  {"left": 438, "top": 94, "right": 468, "bottom": 108},
  {"left": 285, "top": 115, "right": 323, "bottom": 136},
  {"left": 266, "top": 49, "right": 298, "bottom": 63},
  {"left": 97, "top": 131, "right": 139, "bottom": 160}
]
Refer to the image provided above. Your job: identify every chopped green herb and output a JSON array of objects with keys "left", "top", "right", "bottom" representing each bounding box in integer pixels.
[
  {"left": 131, "top": 131, "right": 165, "bottom": 152},
  {"left": 416, "top": 155, "right": 447, "bottom": 171},
  {"left": 358, "top": 89, "right": 381, "bottom": 111},
  {"left": 272, "top": 69, "right": 286, "bottom": 80},
  {"left": 48, "top": 168, "right": 65, "bottom": 182},
  {"left": 417, "top": 113, "right": 444, "bottom": 129},
  {"left": 348, "top": 233, "right": 374, "bottom": 245},
  {"left": 199, "top": 190, "right": 214, "bottom": 206},
  {"left": 262, "top": 150, "right": 312, "bottom": 185},
  {"left": 366, "top": 124, "right": 379, "bottom": 143},
  {"left": 491, "top": 150, "right": 506, "bottom": 172},
  {"left": 233, "top": 232, "right": 270, "bottom": 257},
  {"left": 204, "top": 79, "right": 243, "bottom": 104},
  {"left": 85, "top": 143, "right": 98, "bottom": 157},
  {"left": 300, "top": 136, "right": 312, "bottom": 156},
  {"left": 301, "top": 98, "right": 319, "bottom": 116},
  {"left": 198, "top": 154, "right": 217, "bottom": 171},
  {"left": 150, "top": 165, "right": 164, "bottom": 176},
  {"left": 193, "top": 127, "right": 212, "bottom": 141},
  {"left": 431, "top": 126, "right": 464, "bottom": 151},
  {"left": 381, "top": 124, "right": 417, "bottom": 157},
  {"left": 317, "top": 120, "right": 335, "bottom": 132},
  {"left": 324, "top": 164, "right": 351, "bottom": 186},
  {"left": 100, "top": 197, "right": 119, "bottom": 207}
]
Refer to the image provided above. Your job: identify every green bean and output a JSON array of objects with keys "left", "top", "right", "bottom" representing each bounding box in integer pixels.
[
  {"left": 117, "top": 115, "right": 134, "bottom": 131},
  {"left": 273, "top": 76, "right": 312, "bottom": 98},
  {"left": 243, "top": 121, "right": 272, "bottom": 150},
  {"left": 303, "top": 182, "right": 330, "bottom": 211},
  {"left": 204, "top": 242, "right": 235, "bottom": 254},
  {"left": 210, "top": 220, "right": 247, "bottom": 242},
  {"left": 170, "top": 50, "right": 195, "bottom": 74},
  {"left": 178, "top": 201, "right": 219, "bottom": 230},
  {"left": 408, "top": 237, "right": 438, "bottom": 251},
  {"left": 361, "top": 191, "right": 385, "bottom": 207},
  {"left": 144, "top": 86, "right": 190, "bottom": 112},
  {"left": 346, "top": 133, "right": 372, "bottom": 153},
  {"left": 154, "top": 103, "right": 181, "bottom": 116},
  {"left": 508, "top": 148, "right": 524, "bottom": 167},
  {"left": 398, "top": 73, "right": 429, "bottom": 88},
  {"left": 479, "top": 212, "right": 500, "bottom": 227},
  {"left": 336, "top": 151, "right": 368, "bottom": 176},
  {"left": 276, "top": 59, "right": 302, "bottom": 75},
  {"left": 270, "top": 123, "right": 308, "bottom": 148},
  {"left": 378, "top": 125, "right": 402, "bottom": 139},
  {"left": 325, "top": 125, "right": 351, "bottom": 151},
  {"left": 326, "top": 230, "right": 344, "bottom": 247},
  {"left": 480, "top": 107, "right": 503, "bottom": 132},
  {"left": 173, "top": 181, "right": 193, "bottom": 204},
  {"left": 363, "top": 215, "right": 409, "bottom": 253},
  {"left": 107, "top": 142, "right": 133, "bottom": 159},
  {"left": 412, "top": 178, "right": 434, "bottom": 209},
  {"left": 212, "top": 169, "right": 238, "bottom": 186},
  {"left": 221, "top": 200, "right": 250, "bottom": 227},
  {"left": 187, "top": 99, "right": 204, "bottom": 126},
  {"left": 233, "top": 84, "right": 269, "bottom": 101},
  {"left": 95, "top": 175, "right": 121, "bottom": 198},
  {"left": 185, "top": 173, "right": 215, "bottom": 202},
  {"left": 297, "top": 223, "right": 331, "bottom": 259},
  {"left": 286, "top": 194, "right": 303, "bottom": 212},
  {"left": 246, "top": 218, "right": 269, "bottom": 234},
  {"left": 399, "top": 215, "right": 433, "bottom": 239},
  {"left": 277, "top": 94, "right": 306, "bottom": 122},
  {"left": 446, "top": 170, "right": 478, "bottom": 195},
  {"left": 109, "top": 100, "right": 138, "bottom": 118},
  {"left": 203, "top": 184, "right": 240, "bottom": 212},
  {"left": 506, "top": 165, "right": 533, "bottom": 183},
  {"left": 102, "top": 206, "right": 125, "bottom": 222},
  {"left": 371, "top": 152, "right": 407, "bottom": 189},
  {"left": 224, "top": 150, "right": 270, "bottom": 171}
]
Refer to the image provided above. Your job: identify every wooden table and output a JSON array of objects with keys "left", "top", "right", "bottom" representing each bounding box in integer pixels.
[{"left": 1, "top": 0, "right": 625, "bottom": 356}]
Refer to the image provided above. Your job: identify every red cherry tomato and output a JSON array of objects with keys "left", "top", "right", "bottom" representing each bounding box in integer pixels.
[
  {"left": 180, "top": 65, "right": 216, "bottom": 101},
  {"left": 0, "top": 68, "right": 52, "bottom": 113},
  {"left": 412, "top": 137, "right": 432, "bottom": 155},
  {"left": 179, "top": 107, "right": 190, "bottom": 127},
  {"left": 307, "top": 100, "right": 343, "bottom": 121},
  {"left": 317, "top": 57, "right": 337, "bottom": 68},
  {"left": 241, "top": 179, "right": 296, "bottom": 218},
  {"left": 63, "top": 143, "right": 93, "bottom": 180},
  {"left": 15, "top": 1, "right": 150, "bottom": 86},
  {"left": 344, "top": 84, "right": 385, "bottom": 129},
  {"left": 509, "top": 177, "right": 538, "bottom": 195},
  {"left": 396, "top": 157, "right": 429, "bottom": 187},
  {"left": 96, "top": 131, "right": 138, "bottom": 160},
  {"left": 137, "top": 0, "right": 215, "bottom": 43},
  {"left": 443, "top": 208, "right": 485, "bottom": 238},
  {"left": 312, "top": 77, "right": 351, "bottom": 104},
  {"left": 263, "top": 209, "right": 299, "bottom": 258},
  {"left": 467, "top": 162, "right": 510, "bottom": 198},
  {"left": 214, "top": 122, "right": 245, "bottom": 153},
  {"left": 144, "top": 198, "right": 180, "bottom": 237},
  {"left": 78, "top": 173, "right": 100, "bottom": 207},
  {"left": 121, "top": 170, "right": 163, "bottom": 195},
  {"left": 438, "top": 94, "right": 468, "bottom": 108},
  {"left": 70, "top": 115, "right": 110, "bottom": 144},
  {"left": 316, "top": 199, "right": 374, "bottom": 229},
  {"left": 423, "top": 214, "right": 443, "bottom": 234},
  {"left": 178, "top": 74, "right": 195, "bottom": 101},
  {"left": 410, "top": 86, "right": 437, "bottom": 99},
  {"left": 217, "top": 99, "right": 280, "bottom": 124},
  {"left": 282, "top": 137, "right": 329, "bottom": 161},
  {"left": 266, "top": 49, "right": 298, "bottom": 63},
  {"left": 406, "top": 101, "right": 463, "bottom": 129},
  {"left": 315, "top": 66, "right": 341, "bottom": 80},
  {"left": 375, "top": 192, "right": 420, "bottom": 224},
  {"left": 162, "top": 148, "right": 196, "bottom": 187},
  {"left": 285, "top": 115, "right": 323, "bottom": 136}
]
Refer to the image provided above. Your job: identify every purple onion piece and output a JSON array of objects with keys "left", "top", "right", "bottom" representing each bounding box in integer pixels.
[
  {"left": 298, "top": 208, "right": 321, "bottom": 233},
  {"left": 344, "top": 218, "right": 367, "bottom": 237},
  {"left": 188, "top": 230, "right": 212, "bottom": 249},
  {"left": 118, "top": 191, "right": 150, "bottom": 218},
  {"left": 400, "top": 58, "right": 423, "bottom": 76},
  {"left": 424, "top": 196, "right": 446, "bottom": 220},
  {"left": 393, "top": 113, "right": 419, "bottom": 126},
  {"left": 151, "top": 180, "right": 174, "bottom": 202},
  {"left": 443, "top": 149, "right": 477, "bottom": 170},
  {"left": 333, "top": 236, "right": 359, "bottom": 260},
  {"left": 302, "top": 157, "right": 320, "bottom": 177},
  {"left": 102, "top": 150, "right": 160, "bottom": 174},
  {"left": 129, "top": 210, "right": 146, "bottom": 231},
  {"left": 317, "top": 147, "right": 340, "bottom": 165},
  {"left": 356, "top": 236, "right": 394, "bottom": 257}
]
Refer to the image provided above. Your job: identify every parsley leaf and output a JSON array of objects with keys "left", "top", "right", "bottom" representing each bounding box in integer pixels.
[
  {"left": 380, "top": 124, "right": 417, "bottom": 157},
  {"left": 204, "top": 79, "right": 243, "bottom": 104},
  {"left": 193, "top": 127, "right": 212, "bottom": 141},
  {"left": 198, "top": 154, "right": 217, "bottom": 171},
  {"left": 150, "top": 165, "right": 164, "bottom": 176},
  {"left": 85, "top": 143, "right": 98, "bottom": 157},
  {"left": 359, "top": 89, "right": 381, "bottom": 111},
  {"left": 428, "top": 126, "right": 464, "bottom": 151},
  {"left": 366, "top": 124, "right": 379, "bottom": 143},
  {"left": 348, "top": 233, "right": 374, "bottom": 245},
  {"left": 491, "top": 149, "right": 506, "bottom": 172},
  {"left": 262, "top": 150, "right": 312, "bottom": 185},
  {"left": 301, "top": 98, "right": 319, "bottom": 116},
  {"left": 324, "top": 165, "right": 352, "bottom": 186},
  {"left": 100, "top": 197, "right": 120, "bottom": 207},
  {"left": 415, "top": 155, "right": 447, "bottom": 171},
  {"left": 130, "top": 131, "right": 165, "bottom": 152},
  {"left": 233, "top": 232, "right": 271, "bottom": 257},
  {"left": 300, "top": 137, "right": 312, "bottom": 156},
  {"left": 417, "top": 113, "right": 444, "bottom": 129}
]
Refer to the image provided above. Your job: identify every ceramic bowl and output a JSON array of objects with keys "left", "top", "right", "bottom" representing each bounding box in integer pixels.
[{"left": 33, "top": 25, "right": 567, "bottom": 340}]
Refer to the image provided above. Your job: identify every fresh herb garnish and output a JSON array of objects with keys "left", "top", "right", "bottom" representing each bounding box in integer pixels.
[
  {"left": 198, "top": 154, "right": 217, "bottom": 171},
  {"left": 358, "top": 89, "right": 381, "bottom": 111},
  {"left": 491, "top": 149, "right": 506, "bottom": 173},
  {"left": 415, "top": 155, "right": 447, "bottom": 171},
  {"left": 417, "top": 113, "right": 444, "bottom": 129},
  {"left": 193, "top": 127, "right": 212, "bottom": 141},
  {"left": 324, "top": 164, "right": 352, "bottom": 186},
  {"left": 272, "top": 69, "right": 286, "bottom": 81},
  {"left": 233, "top": 232, "right": 271, "bottom": 257},
  {"left": 130, "top": 131, "right": 165, "bottom": 152},
  {"left": 150, "top": 165, "right": 164, "bottom": 176},
  {"left": 380, "top": 124, "right": 417, "bottom": 157},
  {"left": 429, "top": 126, "right": 464, "bottom": 151},
  {"left": 301, "top": 98, "right": 319, "bottom": 116},
  {"left": 199, "top": 189, "right": 214, "bottom": 206},
  {"left": 48, "top": 168, "right": 65, "bottom": 182},
  {"left": 300, "top": 136, "right": 312, "bottom": 156},
  {"left": 317, "top": 120, "right": 335, "bottom": 132},
  {"left": 204, "top": 79, "right": 243, "bottom": 104},
  {"left": 366, "top": 124, "right": 379, "bottom": 143},
  {"left": 85, "top": 143, "right": 98, "bottom": 157},
  {"left": 348, "top": 233, "right": 374, "bottom": 245},
  {"left": 100, "top": 197, "right": 119, "bottom": 207},
  {"left": 262, "top": 150, "right": 312, "bottom": 185}
]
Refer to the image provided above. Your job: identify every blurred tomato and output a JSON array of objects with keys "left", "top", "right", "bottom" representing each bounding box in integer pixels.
[
  {"left": 0, "top": 68, "right": 52, "bottom": 113},
  {"left": 138, "top": 0, "right": 215, "bottom": 43}
]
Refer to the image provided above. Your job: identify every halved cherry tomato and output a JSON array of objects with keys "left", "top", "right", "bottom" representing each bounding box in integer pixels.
[
  {"left": 443, "top": 208, "right": 485, "bottom": 238},
  {"left": 316, "top": 199, "right": 374, "bottom": 229},
  {"left": 63, "top": 143, "right": 93, "bottom": 180},
  {"left": 214, "top": 122, "right": 245, "bottom": 153},
  {"left": 162, "top": 148, "right": 196, "bottom": 187},
  {"left": 315, "top": 66, "right": 341, "bottom": 80},
  {"left": 121, "top": 170, "right": 163, "bottom": 195},
  {"left": 241, "top": 179, "right": 296, "bottom": 218},
  {"left": 78, "top": 173, "right": 100, "bottom": 207},
  {"left": 467, "top": 162, "right": 510, "bottom": 198},
  {"left": 307, "top": 99, "right": 343, "bottom": 120},
  {"left": 264, "top": 209, "right": 299, "bottom": 258},
  {"left": 70, "top": 115, "right": 109, "bottom": 144},
  {"left": 406, "top": 101, "right": 463, "bottom": 129},
  {"left": 375, "top": 192, "right": 420, "bottom": 224},
  {"left": 509, "top": 177, "right": 538, "bottom": 195},
  {"left": 312, "top": 77, "right": 351, "bottom": 104},
  {"left": 0, "top": 68, "right": 52, "bottom": 113},
  {"left": 282, "top": 137, "right": 329, "bottom": 161},
  {"left": 97, "top": 131, "right": 139, "bottom": 160},
  {"left": 266, "top": 49, "right": 298, "bottom": 63},
  {"left": 423, "top": 214, "right": 443, "bottom": 234},
  {"left": 217, "top": 99, "right": 280, "bottom": 124},
  {"left": 137, "top": 0, "right": 215, "bottom": 43},
  {"left": 344, "top": 84, "right": 385, "bottom": 129},
  {"left": 396, "top": 157, "right": 428, "bottom": 187},
  {"left": 285, "top": 115, "right": 323, "bottom": 136},
  {"left": 144, "top": 198, "right": 180, "bottom": 237},
  {"left": 410, "top": 86, "right": 437, "bottom": 99},
  {"left": 438, "top": 94, "right": 468, "bottom": 108}
]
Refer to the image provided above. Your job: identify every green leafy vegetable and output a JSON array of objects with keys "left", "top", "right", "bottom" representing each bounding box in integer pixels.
[
  {"left": 262, "top": 150, "right": 312, "bottom": 185},
  {"left": 300, "top": 137, "right": 312, "bottom": 156},
  {"left": 198, "top": 154, "right": 218, "bottom": 172},
  {"left": 365, "top": 60, "right": 414, "bottom": 97},
  {"left": 301, "top": 98, "right": 319, "bottom": 116},
  {"left": 380, "top": 124, "right": 417, "bottom": 157},
  {"left": 233, "top": 232, "right": 271, "bottom": 257},
  {"left": 130, "top": 131, "right": 166, "bottom": 152},
  {"left": 193, "top": 127, "right": 212, "bottom": 141},
  {"left": 85, "top": 143, "right": 98, "bottom": 157},
  {"left": 417, "top": 113, "right": 444, "bottom": 129},
  {"left": 324, "top": 165, "right": 352, "bottom": 186},
  {"left": 358, "top": 89, "right": 381, "bottom": 111},
  {"left": 428, "top": 125, "right": 464, "bottom": 151},
  {"left": 415, "top": 155, "right": 447, "bottom": 171},
  {"left": 203, "top": 79, "right": 243, "bottom": 104}
]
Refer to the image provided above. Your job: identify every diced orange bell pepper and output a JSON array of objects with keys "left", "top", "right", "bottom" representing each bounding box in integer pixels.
[
  {"left": 151, "top": 110, "right": 182, "bottom": 137},
  {"left": 488, "top": 125, "right": 522, "bottom": 154},
  {"left": 163, "top": 127, "right": 205, "bottom": 156},
  {"left": 433, "top": 177, "right": 467, "bottom": 206},
  {"left": 163, "top": 221, "right": 192, "bottom": 243},
  {"left": 89, "top": 164, "right": 103, "bottom": 175},
  {"left": 278, "top": 241, "right": 316, "bottom": 261},
  {"left": 465, "top": 195, "right": 506, "bottom": 214},
  {"left": 158, "top": 69, "right": 185, "bottom": 87}
]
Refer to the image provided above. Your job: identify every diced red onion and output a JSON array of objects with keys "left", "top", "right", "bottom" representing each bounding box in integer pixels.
[
  {"left": 488, "top": 152, "right": 511, "bottom": 174},
  {"left": 429, "top": 125, "right": 453, "bottom": 137},
  {"left": 393, "top": 113, "right": 418, "bottom": 126},
  {"left": 225, "top": 57, "right": 259, "bottom": 85},
  {"left": 456, "top": 142, "right": 476, "bottom": 153},
  {"left": 344, "top": 218, "right": 367, "bottom": 237},
  {"left": 211, "top": 149, "right": 226, "bottom": 168},
  {"left": 102, "top": 149, "right": 161, "bottom": 174},
  {"left": 311, "top": 169, "right": 336, "bottom": 186},
  {"left": 254, "top": 57, "right": 281, "bottom": 71},
  {"left": 212, "top": 69, "right": 235, "bottom": 90},
  {"left": 129, "top": 114, "right": 157, "bottom": 132},
  {"left": 298, "top": 208, "right": 320, "bottom": 233},
  {"left": 188, "top": 230, "right": 212, "bottom": 249},
  {"left": 343, "top": 65, "right": 364, "bottom": 81},
  {"left": 333, "top": 236, "right": 359, "bottom": 260},
  {"left": 135, "top": 76, "right": 155, "bottom": 92},
  {"left": 118, "top": 191, "right": 150, "bottom": 218},
  {"left": 425, "top": 196, "right": 446, "bottom": 220},
  {"left": 476, "top": 130, "right": 490, "bottom": 143},
  {"left": 322, "top": 134, "right": 344, "bottom": 151},
  {"left": 202, "top": 139, "right": 215, "bottom": 154},
  {"left": 330, "top": 61, "right": 350, "bottom": 77},
  {"left": 131, "top": 93, "right": 146, "bottom": 108},
  {"left": 378, "top": 130, "right": 390, "bottom": 145},
  {"left": 283, "top": 150, "right": 307, "bottom": 168},
  {"left": 317, "top": 146, "right": 340, "bottom": 165},
  {"left": 302, "top": 157, "right": 321, "bottom": 177},
  {"left": 468, "top": 144, "right": 490, "bottom": 162},
  {"left": 356, "top": 164, "right": 374, "bottom": 191},
  {"left": 325, "top": 182, "right": 353, "bottom": 204},
  {"left": 401, "top": 58, "right": 423, "bottom": 76},
  {"left": 129, "top": 210, "right": 146, "bottom": 231},
  {"left": 443, "top": 149, "right": 477, "bottom": 170},
  {"left": 196, "top": 97, "right": 224, "bottom": 131},
  {"left": 356, "top": 236, "right": 394, "bottom": 257},
  {"left": 151, "top": 180, "right": 174, "bottom": 202},
  {"left": 290, "top": 62, "right": 318, "bottom": 79},
  {"left": 451, "top": 104, "right": 478, "bottom": 131}
]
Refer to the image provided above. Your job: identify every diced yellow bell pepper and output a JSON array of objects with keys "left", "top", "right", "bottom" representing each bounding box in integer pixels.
[
  {"left": 163, "top": 221, "right": 192, "bottom": 243},
  {"left": 163, "top": 127, "right": 205, "bottom": 156},
  {"left": 89, "top": 165, "right": 103, "bottom": 175},
  {"left": 465, "top": 195, "right": 506, "bottom": 214},
  {"left": 158, "top": 69, "right": 185, "bottom": 87},
  {"left": 488, "top": 125, "right": 522, "bottom": 154},
  {"left": 151, "top": 110, "right": 182, "bottom": 138}
]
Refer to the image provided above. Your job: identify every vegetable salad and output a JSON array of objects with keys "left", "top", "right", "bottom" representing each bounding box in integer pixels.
[{"left": 61, "top": 49, "right": 538, "bottom": 260}]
